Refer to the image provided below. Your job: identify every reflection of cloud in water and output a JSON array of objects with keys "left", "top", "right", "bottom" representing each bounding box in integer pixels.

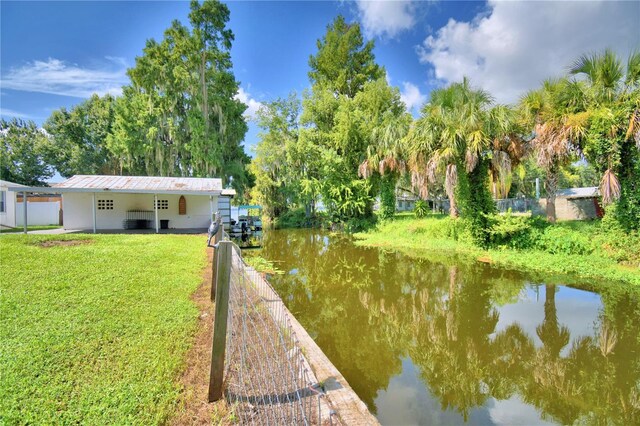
[
  {"left": 375, "top": 359, "right": 555, "bottom": 425},
  {"left": 374, "top": 358, "right": 492, "bottom": 425},
  {"left": 487, "top": 395, "right": 555, "bottom": 426},
  {"left": 493, "top": 285, "right": 602, "bottom": 357}
]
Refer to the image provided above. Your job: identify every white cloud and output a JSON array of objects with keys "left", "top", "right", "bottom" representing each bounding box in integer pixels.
[
  {"left": 0, "top": 108, "right": 38, "bottom": 120},
  {"left": 418, "top": 0, "right": 640, "bottom": 104},
  {"left": 1, "top": 57, "right": 127, "bottom": 98},
  {"left": 400, "top": 81, "right": 426, "bottom": 114},
  {"left": 356, "top": 0, "right": 417, "bottom": 38},
  {"left": 234, "top": 87, "right": 262, "bottom": 120}
]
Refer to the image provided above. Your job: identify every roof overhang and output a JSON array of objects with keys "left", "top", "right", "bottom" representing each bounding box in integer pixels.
[{"left": 7, "top": 186, "right": 227, "bottom": 196}]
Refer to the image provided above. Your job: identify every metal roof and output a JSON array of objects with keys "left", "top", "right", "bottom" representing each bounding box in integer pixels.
[
  {"left": 0, "top": 179, "right": 27, "bottom": 188},
  {"left": 556, "top": 187, "right": 599, "bottom": 199},
  {"left": 8, "top": 175, "right": 235, "bottom": 196}
]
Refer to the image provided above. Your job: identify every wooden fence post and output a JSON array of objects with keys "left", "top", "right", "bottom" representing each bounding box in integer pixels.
[
  {"left": 210, "top": 218, "right": 223, "bottom": 301},
  {"left": 208, "top": 240, "right": 232, "bottom": 402}
]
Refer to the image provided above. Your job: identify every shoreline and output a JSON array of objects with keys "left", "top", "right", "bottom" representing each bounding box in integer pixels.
[{"left": 354, "top": 216, "right": 640, "bottom": 289}]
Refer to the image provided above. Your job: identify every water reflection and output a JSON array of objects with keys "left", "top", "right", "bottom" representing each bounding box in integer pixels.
[{"left": 253, "top": 229, "right": 640, "bottom": 425}]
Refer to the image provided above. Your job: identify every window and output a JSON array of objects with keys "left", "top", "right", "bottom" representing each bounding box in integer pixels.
[
  {"left": 0, "top": 191, "right": 5, "bottom": 213},
  {"left": 97, "top": 199, "right": 114, "bottom": 210},
  {"left": 154, "top": 199, "right": 169, "bottom": 210}
]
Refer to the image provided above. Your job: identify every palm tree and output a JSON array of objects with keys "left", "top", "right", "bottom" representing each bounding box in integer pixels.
[
  {"left": 484, "top": 105, "right": 527, "bottom": 199},
  {"left": 408, "top": 78, "right": 493, "bottom": 218},
  {"left": 519, "top": 79, "right": 586, "bottom": 222},
  {"left": 569, "top": 49, "right": 640, "bottom": 205},
  {"left": 358, "top": 111, "right": 412, "bottom": 218}
]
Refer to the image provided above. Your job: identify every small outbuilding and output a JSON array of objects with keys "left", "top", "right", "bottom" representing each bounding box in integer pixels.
[
  {"left": 8, "top": 175, "right": 234, "bottom": 233},
  {"left": 538, "top": 186, "right": 603, "bottom": 220}
]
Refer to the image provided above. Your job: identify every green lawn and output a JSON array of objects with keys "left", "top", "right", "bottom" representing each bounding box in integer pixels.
[
  {"left": 355, "top": 213, "right": 640, "bottom": 287},
  {"left": 0, "top": 225, "right": 61, "bottom": 233},
  {"left": 0, "top": 234, "right": 207, "bottom": 424}
]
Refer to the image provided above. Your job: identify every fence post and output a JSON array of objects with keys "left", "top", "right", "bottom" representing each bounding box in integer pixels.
[
  {"left": 210, "top": 217, "right": 223, "bottom": 301},
  {"left": 208, "top": 240, "right": 232, "bottom": 402}
]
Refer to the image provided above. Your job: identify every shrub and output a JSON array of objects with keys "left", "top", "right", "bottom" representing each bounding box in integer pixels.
[
  {"left": 414, "top": 200, "right": 429, "bottom": 218},
  {"left": 344, "top": 215, "right": 377, "bottom": 233},
  {"left": 487, "top": 211, "right": 535, "bottom": 249},
  {"left": 274, "top": 208, "right": 307, "bottom": 228},
  {"left": 535, "top": 226, "right": 595, "bottom": 255}
]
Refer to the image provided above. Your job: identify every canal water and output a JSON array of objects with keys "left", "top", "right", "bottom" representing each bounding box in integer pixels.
[{"left": 251, "top": 229, "right": 640, "bottom": 425}]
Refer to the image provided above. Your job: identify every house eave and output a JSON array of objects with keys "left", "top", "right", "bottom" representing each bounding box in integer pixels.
[{"left": 7, "top": 186, "right": 226, "bottom": 196}]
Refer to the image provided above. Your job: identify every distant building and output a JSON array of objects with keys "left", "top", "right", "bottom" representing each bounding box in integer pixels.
[
  {"left": 538, "top": 187, "right": 602, "bottom": 220},
  {"left": 396, "top": 192, "right": 418, "bottom": 212}
]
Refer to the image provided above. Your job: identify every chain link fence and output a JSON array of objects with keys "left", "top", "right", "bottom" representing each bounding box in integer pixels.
[{"left": 208, "top": 224, "right": 329, "bottom": 424}]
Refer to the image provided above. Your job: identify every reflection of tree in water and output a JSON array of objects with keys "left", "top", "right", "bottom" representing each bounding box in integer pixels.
[
  {"left": 523, "top": 284, "right": 577, "bottom": 423},
  {"left": 259, "top": 230, "right": 640, "bottom": 423},
  {"left": 515, "top": 285, "right": 640, "bottom": 425},
  {"left": 409, "top": 265, "right": 501, "bottom": 421}
]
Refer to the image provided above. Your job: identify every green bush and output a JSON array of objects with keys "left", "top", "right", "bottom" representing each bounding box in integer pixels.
[
  {"left": 414, "top": 200, "right": 429, "bottom": 218},
  {"left": 274, "top": 208, "right": 327, "bottom": 229},
  {"left": 344, "top": 215, "right": 378, "bottom": 233},
  {"left": 535, "top": 226, "right": 595, "bottom": 255},
  {"left": 487, "top": 211, "right": 535, "bottom": 249}
]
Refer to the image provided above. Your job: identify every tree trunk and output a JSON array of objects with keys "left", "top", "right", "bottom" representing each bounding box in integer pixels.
[
  {"left": 449, "top": 194, "right": 459, "bottom": 218},
  {"left": 445, "top": 164, "right": 459, "bottom": 218},
  {"left": 545, "top": 165, "right": 558, "bottom": 223}
]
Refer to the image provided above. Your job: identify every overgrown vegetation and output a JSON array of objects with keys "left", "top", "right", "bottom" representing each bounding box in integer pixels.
[
  {"left": 250, "top": 42, "right": 639, "bottom": 241},
  {"left": 356, "top": 213, "right": 640, "bottom": 286},
  {"left": 0, "top": 234, "right": 208, "bottom": 423},
  {"left": 413, "top": 200, "right": 429, "bottom": 218}
]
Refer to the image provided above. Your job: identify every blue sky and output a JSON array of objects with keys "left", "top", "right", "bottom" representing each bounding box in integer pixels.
[{"left": 2, "top": 0, "right": 639, "bottom": 157}]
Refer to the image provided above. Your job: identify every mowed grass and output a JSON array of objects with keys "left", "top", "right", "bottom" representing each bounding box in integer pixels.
[{"left": 0, "top": 234, "right": 207, "bottom": 424}]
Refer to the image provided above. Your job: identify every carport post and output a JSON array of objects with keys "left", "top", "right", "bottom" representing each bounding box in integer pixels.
[
  {"left": 92, "top": 193, "right": 96, "bottom": 234},
  {"left": 154, "top": 194, "right": 159, "bottom": 233},
  {"left": 23, "top": 191, "right": 27, "bottom": 234}
]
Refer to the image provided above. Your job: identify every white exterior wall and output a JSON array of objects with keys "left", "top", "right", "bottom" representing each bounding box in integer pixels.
[
  {"left": 63, "top": 192, "right": 218, "bottom": 230},
  {"left": 0, "top": 187, "right": 18, "bottom": 228},
  {"left": 16, "top": 202, "right": 60, "bottom": 226}
]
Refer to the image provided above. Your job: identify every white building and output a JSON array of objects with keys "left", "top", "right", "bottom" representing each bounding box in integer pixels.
[
  {"left": 0, "top": 179, "right": 26, "bottom": 228},
  {"left": 8, "top": 175, "right": 234, "bottom": 233}
]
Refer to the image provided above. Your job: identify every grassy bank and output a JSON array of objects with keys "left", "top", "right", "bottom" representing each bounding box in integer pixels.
[
  {"left": 354, "top": 213, "right": 640, "bottom": 287},
  {"left": 0, "top": 234, "right": 208, "bottom": 424}
]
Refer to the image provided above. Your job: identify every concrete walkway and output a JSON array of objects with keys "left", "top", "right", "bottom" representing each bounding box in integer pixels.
[
  {"left": 1, "top": 228, "right": 207, "bottom": 235},
  {"left": 0, "top": 228, "right": 74, "bottom": 235}
]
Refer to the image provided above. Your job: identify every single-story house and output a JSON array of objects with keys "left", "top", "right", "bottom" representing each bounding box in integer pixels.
[
  {"left": 396, "top": 193, "right": 418, "bottom": 212},
  {"left": 0, "top": 179, "right": 26, "bottom": 228},
  {"left": 537, "top": 186, "right": 602, "bottom": 220},
  {"left": 8, "top": 175, "right": 234, "bottom": 233}
]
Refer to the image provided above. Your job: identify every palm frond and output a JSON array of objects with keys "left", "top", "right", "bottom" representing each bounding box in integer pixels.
[
  {"left": 626, "top": 50, "right": 640, "bottom": 87},
  {"left": 626, "top": 109, "right": 640, "bottom": 149},
  {"left": 600, "top": 169, "right": 621, "bottom": 205}
]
